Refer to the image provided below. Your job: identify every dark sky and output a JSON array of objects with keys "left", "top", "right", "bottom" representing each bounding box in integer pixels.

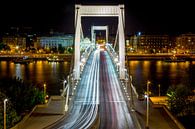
[{"left": 0, "top": 0, "right": 195, "bottom": 35}]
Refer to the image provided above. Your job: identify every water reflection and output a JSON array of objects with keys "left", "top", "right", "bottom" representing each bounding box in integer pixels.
[
  {"left": 0, "top": 61, "right": 70, "bottom": 95},
  {"left": 15, "top": 64, "right": 22, "bottom": 79},
  {"left": 1, "top": 60, "right": 194, "bottom": 96},
  {"left": 128, "top": 61, "right": 195, "bottom": 96}
]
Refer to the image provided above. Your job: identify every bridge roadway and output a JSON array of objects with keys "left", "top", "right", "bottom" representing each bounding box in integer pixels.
[
  {"left": 47, "top": 49, "right": 137, "bottom": 129},
  {"left": 99, "top": 51, "right": 137, "bottom": 129},
  {"left": 48, "top": 49, "right": 100, "bottom": 129}
]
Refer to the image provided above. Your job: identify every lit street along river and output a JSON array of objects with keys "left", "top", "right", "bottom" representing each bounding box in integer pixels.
[{"left": 0, "top": 60, "right": 195, "bottom": 96}]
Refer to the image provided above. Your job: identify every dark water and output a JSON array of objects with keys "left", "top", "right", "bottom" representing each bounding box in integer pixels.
[
  {"left": 0, "top": 60, "right": 70, "bottom": 95},
  {"left": 128, "top": 60, "right": 195, "bottom": 96},
  {"left": 0, "top": 60, "right": 195, "bottom": 96}
]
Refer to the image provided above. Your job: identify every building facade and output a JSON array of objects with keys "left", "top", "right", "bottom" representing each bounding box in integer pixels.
[
  {"left": 2, "top": 36, "right": 26, "bottom": 52},
  {"left": 129, "top": 34, "right": 170, "bottom": 53},
  {"left": 37, "top": 35, "right": 74, "bottom": 50},
  {"left": 175, "top": 33, "right": 195, "bottom": 54}
]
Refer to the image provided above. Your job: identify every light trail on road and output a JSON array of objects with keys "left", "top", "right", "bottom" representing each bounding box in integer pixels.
[
  {"left": 47, "top": 50, "right": 100, "bottom": 129},
  {"left": 99, "top": 51, "right": 137, "bottom": 129},
  {"left": 46, "top": 49, "right": 139, "bottom": 129}
]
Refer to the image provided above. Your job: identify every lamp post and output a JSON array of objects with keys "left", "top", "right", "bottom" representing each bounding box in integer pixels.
[
  {"left": 4, "top": 99, "right": 8, "bottom": 129},
  {"left": 43, "top": 83, "right": 47, "bottom": 103},
  {"left": 117, "top": 63, "right": 119, "bottom": 72},
  {"left": 158, "top": 84, "right": 161, "bottom": 97},
  {"left": 43, "top": 83, "right": 46, "bottom": 96},
  {"left": 63, "top": 80, "right": 67, "bottom": 90},
  {"left": 146, "top": 81, "right": 150, "bottom": 129}
]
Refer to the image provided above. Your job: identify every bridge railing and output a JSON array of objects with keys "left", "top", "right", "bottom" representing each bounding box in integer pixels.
[
  {"left": 105, "top": 43, "right": 120, "bottom": 73},
  {"left": 80, "top": 45, "right": 94, "bottom": 73}
]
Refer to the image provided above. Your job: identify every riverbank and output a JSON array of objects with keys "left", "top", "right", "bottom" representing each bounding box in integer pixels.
[
  {"left": 1, "top": 53, "right": 194, "bottom": 61},
  {"left": 0, "top": 53, "right": 72, "bottom": 61}
]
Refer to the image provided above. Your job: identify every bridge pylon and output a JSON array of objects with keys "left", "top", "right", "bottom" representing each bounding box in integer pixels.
[{"left": 74, "top": 4, "right": 125, "bottom": 79}]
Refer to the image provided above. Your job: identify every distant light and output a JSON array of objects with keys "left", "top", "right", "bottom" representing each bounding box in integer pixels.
[{"left": 138, "top": 32, "right": 141, "bottom": 36}]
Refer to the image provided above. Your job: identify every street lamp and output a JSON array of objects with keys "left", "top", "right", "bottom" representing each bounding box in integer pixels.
[
  {"left": 63, "top": 80, "right": 67, "bottom": 90},
  {"left": 146, "top": 81, "right": 151, "bottom": 129},
  {"left": 43, "top": 83, "right": 47, "bottom": 103},
  {"left": 117, "top": 62, "right": 120, "bottom": 72},
  {"left": 4, "top": 99, "right": 8, "bottom": 129},
  {"left": 158, "top": 84, "right": 161, "bottom": 97},
  {"left": 43, "top": 83, "right": 46, "bottom": 96}
]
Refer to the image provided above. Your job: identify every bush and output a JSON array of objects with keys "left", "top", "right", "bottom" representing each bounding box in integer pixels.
[
  {"left": 166, "top": 84, "right": 194, "bottom": 116},
  {"left": 0, "top": 77, "right": 45, "bottom": 128}
]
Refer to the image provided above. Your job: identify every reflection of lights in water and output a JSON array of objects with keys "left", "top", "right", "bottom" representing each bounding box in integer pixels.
[
  {"left": 29, "top": 62, "right": 33, "bottom": 72},
  {"left": 143, "top": 61, "right": 150, "bottom": 76},
  {"left": 15, "top": 64, "right": 22, "bottom": 79},
  {"left": 169, "top": 62, "right": 189, "bottom": 73},
  {"left": 129, "top": 61, "right": 139, "bottom": 68},
  {"left": 143, "top": 61, "right": 150, "bottom": 66},
  {"left": 51, "top": 62, "right": 57, "bottom": 73},
  {"left": 156, "top": 61, "right": 163, "bottom": 73},
  {"left": 180, "top": 61, "right": 190, "bottom": 68},
  {"left": 64, "top": 61, "right": 68, "bottom": 65},
  {"left": 0, "top": 61, "right": 7, "bottom": 77},
  {"left": 170, "top": 63, "right": 177, "bottom": 72},
  {"left": 36, "top": 61, "right": 44, "bottom": 82}
]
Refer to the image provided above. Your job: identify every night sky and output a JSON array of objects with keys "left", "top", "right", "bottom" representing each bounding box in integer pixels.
[{"left": 0, "top": 0, "right": 195, "bottom": 35}]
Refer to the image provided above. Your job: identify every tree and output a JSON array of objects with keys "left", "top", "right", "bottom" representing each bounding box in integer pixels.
[
  {"left": 67, "top": 47, "right": 73, "bottom": 53},
  {"left": 0, "top": 90, "right": 21, "bottom": 129},
  {"left": 166, "top": 84, "right": 192, "bottom": 116},
  {"left": 0, "top": 42, "right": 11, "bottom": 51},
  {"left": 58, "top": 44, "right": 65, "bottom": 54},
  {"left": 0, "top": 77, "right": 45, "bottom": 128}
]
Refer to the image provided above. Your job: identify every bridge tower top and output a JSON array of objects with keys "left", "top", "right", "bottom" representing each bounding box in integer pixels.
[
  {"left": 74, "top": 4, "right": 125, "bottom": 80},
  {"left": 75, "top": 4, "right": 124, "bottom": 17}
]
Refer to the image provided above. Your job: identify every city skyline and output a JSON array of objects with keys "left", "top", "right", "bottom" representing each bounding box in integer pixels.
[{"left": 0, "top": 0, "right": 195, "bottom": 35}]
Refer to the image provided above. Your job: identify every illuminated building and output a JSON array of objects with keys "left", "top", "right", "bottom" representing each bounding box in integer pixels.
[
  {"left": 129, "top": 34, "right": 169, "bottom": 53},
  {"left": 37, "top": 35, "right": 73, "bottom": 50},
  {"left": 176, "top": 33, "right": 195, "bottom": 54},
  {"left": 2, "top": 36, "right": 26, "bottom": 52}
]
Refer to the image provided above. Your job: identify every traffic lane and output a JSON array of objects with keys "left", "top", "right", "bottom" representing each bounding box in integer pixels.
[
  {"left": 99, "top": 51, "right": 137, "bottom": 129},
  {"left": 46, "top": 50, "right": 99, "bottom": 129}
]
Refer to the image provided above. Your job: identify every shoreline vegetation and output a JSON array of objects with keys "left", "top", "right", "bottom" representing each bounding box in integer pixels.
[{"left": 0, "top": 77, "right": 45, "bottom": 129}]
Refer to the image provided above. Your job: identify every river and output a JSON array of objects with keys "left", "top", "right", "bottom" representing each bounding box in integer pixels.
[
  {"left": 0, "top": 60, "right": 195, "bottom": 96},
  {"left": 128, "top": 60, "right": 195, "bottom": 96},
  {"left": 0, "top": 60, "right": 70, "bottom": 95}
]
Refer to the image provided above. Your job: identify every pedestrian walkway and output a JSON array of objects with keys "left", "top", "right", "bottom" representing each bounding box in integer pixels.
[
  {"left": 22, "top": 96, "right": 65, "bottom": 129},
  {"left": 130, "top": 93, "right": 183, "bottom": 129}
]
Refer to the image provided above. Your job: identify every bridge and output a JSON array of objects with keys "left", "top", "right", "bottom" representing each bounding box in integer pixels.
[
  {"left": 33, "top": 5, "right": 184, "bottom": 129},
  {"left": 44, "top": 4, "right": 181, "bottom": 129},
  {"left": 45, "top": 4, "right": 142, "bottom": 129}
]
